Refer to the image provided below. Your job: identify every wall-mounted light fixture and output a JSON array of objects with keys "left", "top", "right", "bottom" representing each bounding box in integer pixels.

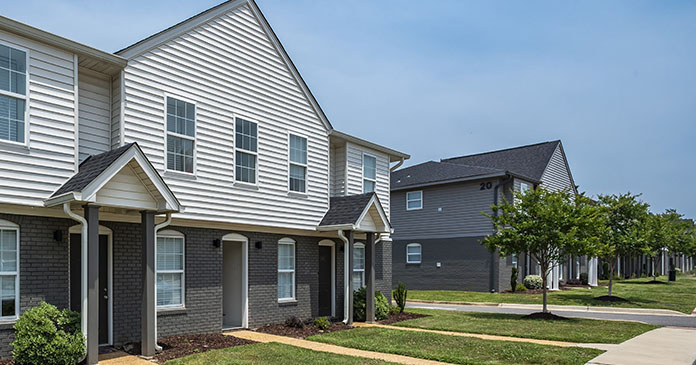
[
  {"left": 53, "top": 230, "right": 63, "bottom": 242},
  {"left": 255, "top": 241, "right": 262, "bottom": 249},
  {"left": 212, "top": 238, "right": 221, "bottom": 248}
]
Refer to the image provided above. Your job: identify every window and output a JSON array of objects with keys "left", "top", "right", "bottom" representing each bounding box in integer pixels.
[
  {"left": 520, "top": 183, "right": 530, "bottom": 194},
  {"left": 278, "top": 238, "right": 295, "bottom": 300},
  {"left": 166, "top": 97, "right": 195, "bottom": 173},
  {"left": 362, "top": 154, "right": 376, "bottom": 193},
  {"left": 288, "top": 134, "right": 307, "bottom": 193},
  {"left": 511, "top": 253, "right": 518, "bottom": 268},
  {"left": 352, "top": 243, "right": 365, "bottom": 289},
  {"left": 406, "top": 243, "right": 421, "bottom": 264},
  {"left": 0, "top": 44, "right": 27, "bottom": 144},
  {"left": 235, "top": 118, "right": 258, "bottom": 184},
  {"left": 156, "top": 232, "right": 185, "bottom": 307},
  {"left": 0, "top": 220, "right": 18, "bottom": 319},
  {"left": 406, "top": 191, "right": 422, "bottom": 210}
]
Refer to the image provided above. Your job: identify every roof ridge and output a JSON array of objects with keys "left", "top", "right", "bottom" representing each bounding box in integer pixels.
[
  {"left": 442, "top": 140, "right": 560, "bottom": 162},
  {"left": 437, "top": 160, "right": 505, "bottom": 172}
]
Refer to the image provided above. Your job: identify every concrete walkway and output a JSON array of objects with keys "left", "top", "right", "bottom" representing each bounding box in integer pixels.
[
  {"left": 226, "top": 330, "right": 451, "bottom": 365},
  {"left": 586, "top": 327, "right": 696, "bottom": 365},
  {"left": 406, "top": 302, "right": 696, "bottom": 328},
  {"left": 353, "top": 322, "right": 581, "bottom": 348},
  {"left": 98, "top": 351, "right": 152, "bottom": 364}
]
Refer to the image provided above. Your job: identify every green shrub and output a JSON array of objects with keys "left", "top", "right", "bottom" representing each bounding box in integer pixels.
[
  {"left": 388, "top": 305, "right": 400, "bottom": 316},
  {"left": 314, "top": 317, "right": 330, "bottom": 330},
  {"left": 523, "top": 275, "right": 543, "bottom": 289},
  {"left": 284, "top": 316, "right": 304, "bottom": 329},
  {"left": 12, "top": 302, "right": 85, "bottom": 365},
  {"left": 393, "top": 282, "right": 407, "bottom": 313},
  {"left": 510, "top": 267, "right": 519, "bottom": 292},
  {"left": 600, "top": 262, "right": 610, "bottom": 280},
  {"left": 353, "top": 287, "right": 389, "bottom": 322},
  {"left": 515, "top": 283, "right": 527, "bottom": 292},
  {"left": 580, "top": 272, "right": 589, "bottom": 285}
]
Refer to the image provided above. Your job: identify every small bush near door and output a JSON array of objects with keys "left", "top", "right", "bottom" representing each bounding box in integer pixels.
[
  {"left": 393, "top": 282, "right": 408, "bottom": 313},
  {"left": 510, "top": 267, "right": 519, "bottom": 292},
  {"left": 523, "top": 275, "right": 543, "bottom": 289},
  {"left": 580, "top": 272, "right": 589, "bottom": 285},
  {"left": 353, "top": 287, "right": 389, "bottom": 321},
  {"left": 12, "top": 302, "right": 85, "bottom": 365}
]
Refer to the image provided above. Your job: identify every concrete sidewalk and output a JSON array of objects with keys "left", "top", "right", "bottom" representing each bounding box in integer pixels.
[
  {"left": 407, "top": 299, "right": 689, "bottom": 316},
  {"left": 585, "top": 327, "right": 696, "bottom": 365}
]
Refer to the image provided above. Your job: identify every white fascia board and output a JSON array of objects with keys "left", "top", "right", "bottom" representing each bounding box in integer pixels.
[
  {"left": 355, "top": 195, "right": 391, "bottom": 233},
  {"left": 330, "top": 130, "right": 410, "bottom": 162},
  {"left": 316, "top": 224, "right": 356, "bottom": 232},
  {"left": 43, "top": 192, "right": 83, "bottom": 207}
]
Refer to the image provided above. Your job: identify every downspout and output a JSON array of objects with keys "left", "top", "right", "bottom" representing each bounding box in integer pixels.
[
  {"left": 490, "top": 175, "right": 513, "bottom": 292},
  {"left": 63, "top": 203, "right": 88, "bottom": 360},
  {"left": 153, "top": 213, "right": 172, "bottom": 352},
  {"left": 389, "top": 158, "right": 404, "bottom": 172},
  {"left": 337, "top": 229, "right": 350, "bottom": 323}
]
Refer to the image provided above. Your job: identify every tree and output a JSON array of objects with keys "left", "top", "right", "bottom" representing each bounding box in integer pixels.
[
  {"left": 642, "top": 212, "right": 676, "bottom": 281},
  {"left": 482, "top": 187, "right": 603, "bottom": 313},
  {"left": 596, "top": 193, "right": 649, "bottom": 296}
]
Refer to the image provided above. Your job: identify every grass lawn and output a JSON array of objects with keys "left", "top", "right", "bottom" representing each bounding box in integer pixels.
[
  {"left": 309, "top": 327, "right": 603, "bottom": 365},
  {"left": 396, "top": 308, "right": 657, "bottom": 343},
  {"left": 409, "top": 274, "right": 696, "bottom": 314},
  {"left": 165, "top": 342, "right": 394, "bottom": 364}
]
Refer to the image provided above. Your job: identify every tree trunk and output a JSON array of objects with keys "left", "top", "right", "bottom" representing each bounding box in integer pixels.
[
  {"left": 542, "top": 275, "right": 548, "bottom": 313},
  {"left": 608, "top": 260, "right": 615, "bottom": 297}
]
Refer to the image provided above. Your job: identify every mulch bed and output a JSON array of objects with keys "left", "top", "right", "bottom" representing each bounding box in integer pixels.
[
  {"left": 256, "top": 321, "right": 352, "bottom": 339},
  {"left": 504, "top": 288, "right": 546, "bottom": 294},
  {"left": 594, "top": 295, "right": 629, "bottom": 302},
  {"left": 0, "top": 360, "right": 11, "bottom": 365},
  {"left": 124, "top": 333, "right": 257, "bottom": 363},
  {"left": 379, "top": 312, "right": 428, "bottom": 325},
  {"left": 522, "top": 312, "right": 569, "bottom": 321}
]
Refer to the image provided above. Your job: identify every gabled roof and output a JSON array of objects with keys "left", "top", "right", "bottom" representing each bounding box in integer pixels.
[
  {"left": 115, "top": 0, "right": 333, "bottom": 132},
  {"left": 442, "top": 140, "right": 561, "bottom": 181},
  {"left": 45, "top": 143, "right": 181, "bottom": 212},
  {"left": 391, "top": 161, "right": 511, "bottom": 191},
  {"left": 318, "top": 193, "right": 391, "bottom": 233}
]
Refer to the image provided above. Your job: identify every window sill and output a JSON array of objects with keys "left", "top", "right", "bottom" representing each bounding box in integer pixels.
[
  {"left": 287, "top": 191, "right": 308, "bottom": 199},
  {"left": 234, "top": 182, "right": 259, "bottom": 191},
  {"left": 278, "top": 299, "right": 297, "bottom": 306},
  {"left": 0, "top": 141, "right": 29, "bottom": 154},
  {"left": 0, "top": 319, "right": 17, "bottom": 329},
  {"left": 157, "top": 307, "right": 187, "bottom": 316},
  {"left": 163, "top": 170, "right": 197, "bottom": 180}
]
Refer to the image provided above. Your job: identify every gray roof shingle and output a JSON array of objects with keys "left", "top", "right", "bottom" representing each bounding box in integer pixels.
[
  {"left": 52, "top": 143, "right": 136, "bottom": 197},
  {"left": 392, "top": 141, "right": 560, "bottom": 190},
  {"left": 319, "top": 193, "right": 375, "bottom": 226}
]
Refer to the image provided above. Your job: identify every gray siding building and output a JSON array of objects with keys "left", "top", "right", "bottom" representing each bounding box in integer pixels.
[{"left": 391, "top": 141, "right": 577, "bottom": 292}]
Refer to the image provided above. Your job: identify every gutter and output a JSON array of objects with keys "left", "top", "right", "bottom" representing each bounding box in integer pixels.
[
  {"left": 62, "top": 203, "right": 88, "bottom": 361},
  {"left": 153, "top": 213, "right": 172, "bottom": 352},
  {"left": 389, "top": 158, "right": 404, "bottom": 172},
  {"left": 489, "top": 175, "right": 513, "bottom": 292},
  {"left": 337, "top": 229, "right": 350, "bottom": 323}
]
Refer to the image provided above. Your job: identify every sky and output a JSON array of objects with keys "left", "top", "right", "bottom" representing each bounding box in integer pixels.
[{"left": 3, "top": 1, "right": 696, "bottom": 217}]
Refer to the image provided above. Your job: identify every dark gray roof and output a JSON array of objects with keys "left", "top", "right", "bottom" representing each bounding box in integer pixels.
[
  {"left": 392, "top": 141, "right": 560, "bottom": 190},
  {"left": 319, "top": 193, "right": 375, "bottom": 226},
  {"left": 52, "top": 143, "right": 136, "bottom": 197}
]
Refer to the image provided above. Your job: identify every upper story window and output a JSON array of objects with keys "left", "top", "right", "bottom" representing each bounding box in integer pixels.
[
  {"left": 166, "top": 97, "right": 195, "bottom": 173},
  {"left": 0, "top": 220, "right": 18, "bottom": 320},
  {"left": 235, "top": 118, "right": 258, "bottom": 184},
  {"left": 156, "top": 231, "right": 185, "bottom": 308},
  {"left": 289, "top": 134, "right": 307, "bottom": 193},
  {"left": 362, "top": 154, "right": 376, "bottom": 193},
  {"left": 277, "top": 238, "right": 295, "bottom": 301},
  {"left": 406, "top": 243, "right": 421, "bottom": 264},
  {"left": 0, "top": 44, "right": 27, "bottom": 144},
  {"left": 406, "top": 191, "right": 422, "bottom": 210},
  {"left": 352, "top": 243, "right": 365, "bottom": 289},
  {"left": 520, "top": 182, "right": 530, "bottom": 194}
]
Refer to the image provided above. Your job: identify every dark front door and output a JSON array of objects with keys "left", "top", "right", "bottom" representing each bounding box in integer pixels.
[
  {"left": 70, "top": 234, "right": 109, "bottom": 345},
  {"left": 318, "top": 245, "right": 332, "bottom": 317}
]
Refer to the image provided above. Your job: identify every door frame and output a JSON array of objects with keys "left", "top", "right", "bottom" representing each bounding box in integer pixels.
[
  {"left": 69, "top": 225, "right": 113, "bottom": 346},
  {"left": 318, "top": 239, "right": 336, "bottom": 317},
  {"left": 221, "top": 233, "right": 248, "bottom": 329}
]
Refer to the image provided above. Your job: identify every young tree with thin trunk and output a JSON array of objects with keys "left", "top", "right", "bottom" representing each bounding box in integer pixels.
[
  {"left": 483, "top": 188, "right": 603, "bottom": 314},
  {"left": 642, "top": 212, "right": 675, "bottom": 281},
  {"left": 596, "top": 193, "right": 649, "bottom": 297}
]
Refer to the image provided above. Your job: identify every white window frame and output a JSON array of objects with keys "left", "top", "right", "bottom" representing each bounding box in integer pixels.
[
  {"left": 156, "top": 230, "right": 185, "bottom": 309},
  {"left": 520, "top": 182, "right": 530, "bottom": 194},
  {"left": 362, "top": 152, "right": 377, "bottom": 193},
  {"left": 353, "top": 242, "right": 365, "bottom": 288},
  {"left": 511, "top": 253, "right": 518, "bottom": 268},
  {"left": 406, "top": 243, "right": 422, "bottom": 264},
  {"left": 234, "top": 116, "right": 259, "bottom": 186},
  {"left": 277, "top": 237, "right": 296, "bottom": 302},
  {"left": 163, "top": 94, "right": 197, "bottom": 176},
  {"left": 406, "top": 191, "right": 423, "bottom": 210},
  {"left": 0, "top": 219, "right": 19, "bottom": 321},
  {"left": 0, "top": 41, "right": 30, "bottom": 147},
  {"left": 287, "top": 132, "right": 308, "bottom": 194}
]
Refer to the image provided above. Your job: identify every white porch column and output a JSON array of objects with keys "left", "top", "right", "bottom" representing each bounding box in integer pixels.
[
  {"left": 588, "top": 257, "right": 598, "bottom": 286},
  {"left": 547, "top": 262, "right": 559, "bottom": 290}
]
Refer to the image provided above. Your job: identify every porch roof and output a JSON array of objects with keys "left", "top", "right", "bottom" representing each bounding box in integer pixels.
[
  {"left": 318, "top": 193, "right": 391, "bottom": 233},
  {"left": 44, "top": 143, "right": 181, "bottom": 213}
]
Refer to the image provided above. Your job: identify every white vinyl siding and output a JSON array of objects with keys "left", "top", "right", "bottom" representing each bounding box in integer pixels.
[
  {"left": 289, "top": 134, "right": 307, "bottom": 193},
  {"left": 277, "top": 238, "right": 295, "bottom": 301},
  {"left": 120, "top": 4, "right": 330, "bottom": 230},
  {"left": 0, "top": 43, "right": 27, "bottom": 144},
  {"left": 235, "top": 117, "right": 257, "bottom": 184},
  {"left": 156, "top": 233, "right": 185, "bottom": 308},
  {"left": 406, "top": 243, "right": 421, "bottom": 264},
  {"left": 406, "top": 191, "right": 422, "bottom": 210},
  {"left": 166, "top": 96, "right": 195, "bottom": 173},
  {"left": 78, "top": 67, "right": 111, "bottom": 162},
  {"left": 352, "top": 243, "right": 365, "bottom": 289},
  {"left": 540, "top": 144, "right": 574, "bottom": 192},
  {"left": 329, "top": 142, "right": 346, "bottom": 196},
  {"left": 0, "top": 220, "right": 18, "bottom": 320},
  {"left": 345, "top": 142, "right": 390, "bottom": 217},
  {"left": 0, "top": 30, "right": 78, "bottom": 207}
]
